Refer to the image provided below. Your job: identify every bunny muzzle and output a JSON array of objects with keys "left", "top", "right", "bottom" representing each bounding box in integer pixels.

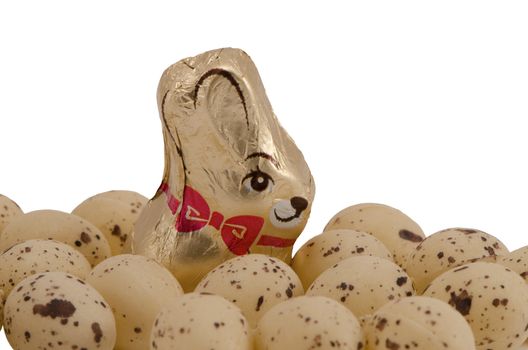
[{"left": 270, "top": 196, "right": 309, "bottom": 229}]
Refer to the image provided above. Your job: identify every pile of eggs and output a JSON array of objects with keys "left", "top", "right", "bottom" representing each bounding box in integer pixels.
[{"left": 1, "top": 193, "right": 528, "bottom": 350}]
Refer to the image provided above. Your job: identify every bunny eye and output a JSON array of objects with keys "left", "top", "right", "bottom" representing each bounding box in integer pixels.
[{"left": 242, "top": 169, "right": 274, "bottom": 193}]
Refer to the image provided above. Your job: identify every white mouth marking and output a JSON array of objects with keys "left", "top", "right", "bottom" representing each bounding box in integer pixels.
[
  {"left": 269, "top": 200, "right": 302, "bottom": 229},
  {"left": 274, "top": 209, "right": 297, "bottom": 223}
]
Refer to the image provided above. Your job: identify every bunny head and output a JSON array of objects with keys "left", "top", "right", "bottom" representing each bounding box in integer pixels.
[{"left": 133, "top": 48, "right": 315, "bottom": 290}]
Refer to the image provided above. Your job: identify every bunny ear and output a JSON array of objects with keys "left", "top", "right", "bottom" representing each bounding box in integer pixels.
[{"left": 193, "top": 68, "right": 255, "bottom": 158}]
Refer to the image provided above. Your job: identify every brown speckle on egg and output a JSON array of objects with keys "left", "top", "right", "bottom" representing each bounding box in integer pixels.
[
  {"left": 396, "top": 276, "right": 407, "bottom": 286},
  {"left": 398, "top": 229, "right": 423, "bottom": 243},
  {"left": 256, "top": 296, "right": 264, "bottom": 311},
  {"left": 80, "top": 232, "right": 91, "bottom": 244},
  {"left": 375, "top": 317, "right": 388, "bottom": 331},
  {"left": 91, "top": 322, "right": 103, "bottom": 343},
  {"left": 111, "top": 225, "right": 121, "bottom": 237},
  {"left": 33, "top": 299, "right": 76, "bottom": 319},
  {"left": 448, "top": 290, "right": 472, "bottom": 316},
  {"left": 385, "top": 338, "right": 400, "bottom": 350}
]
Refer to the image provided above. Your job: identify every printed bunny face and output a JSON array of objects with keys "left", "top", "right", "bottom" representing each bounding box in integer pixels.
[{"left": 133, "top": 48, "right": 315, "bottom": 291}]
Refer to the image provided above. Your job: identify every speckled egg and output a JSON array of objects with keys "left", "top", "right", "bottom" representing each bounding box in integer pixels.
[
  {"left": 0, "top": 210, "right": 111, "bottom": 266},
  {"left": 423, "top": 262, "right": 528, "bottom": 350},
  {"left": 4, "top": 271, "right": 116, "bottom": 350},
  {"left": 306, "top": 255, "right": 414, "bottom": 318},
  {"left": 255, "top": 295, "right": 364, "bottom": 350},
  {"left": 194, "top": 254, "right": 303, "bottom": 328},
  {"left": 363, "top": 296, "right": 475, "bottom": 350},
  {"left": 92, "top": 190, "right": 148, "bottom": 208},
  {"left": 292, "top": 229, "right": 393, "bottom": 289},
  {"left": 0, "top": 239, "right": 91, "bottom": 297},
  {"left": 86, "top": 254, "right": 184, "bottom": 350},
  {"left": 0, "top": 289, "right": 4, "bottom": 330},
  {"left": 366, "top": 313, "right": 455, "bottom": 350},
  {"left": 150, "top": 293, "right": 251, "bottom": 350},
  {"left": 72, "top": 198, "right": 136, "bottom": 256},
  {"left": 324, "top": 203, "right": 425, "bottom": 267},
  {"left": 498, "top": 245, "right": 528, "bottom": 282},
  {"left": 405, "top": 228, "right": 509, "bottom": 294},
  {"left": 0, "top": 194, "right": 23, "bottom": 234},
  {"left": 72, "top": 190, "right": 147, "bottom": 255}
]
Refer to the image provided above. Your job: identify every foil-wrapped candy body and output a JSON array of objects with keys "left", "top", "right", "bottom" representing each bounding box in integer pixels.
[{"left": 133, "top": 48, "right": 315, "bottom": 291}]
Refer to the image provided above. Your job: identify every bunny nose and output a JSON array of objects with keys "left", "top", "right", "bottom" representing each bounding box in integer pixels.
[{"left": 290, "top": 197, "right": 308, "bottom": 212}]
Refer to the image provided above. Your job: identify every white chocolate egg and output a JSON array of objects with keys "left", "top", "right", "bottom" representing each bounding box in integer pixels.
[
  {"left": 0, "top": 210, "right": 111, "bottom": 266},
  {"left": 306, "top": 255, "right": 414, "bottom": 318},
  {"left": 150, "top": 293, "right": 251, "bottom": 350},
  {"left": 0, "top": 289, "right": 4, "bottom": 331},
  {"left": 194, "top": 254, "right": 303, "bottom": 327},
  {"left": 423, "top": 262, "right": 528, "bottom": 350},
  {"left": 405, "top": 228, "right": 509, "bottom": 293},
  {"left": 92, "top": 190, "right": 148, "bottom": 208},
  {"left": 255, "top": 295, "right": 364, "bottom": 350},
  {"left": 86, "top": 254, "right": 183, "bottom": 350},
  {"left": 0, "top": 194, "right": 23, "bottom": 234},
  {"left": 0, "top": 239, "right": 91, "bottom": 298},
  {"left": 3, "top": 271, "right": 116, "bottom": 350},
  {"left": 324, "top": 203, "right": 425, "bottom": 267},
  {"left": 365, "top": 313, "right": 452, "bottom": 350},
  {"left": 497, "top": 245, "right": 528, "bottom": 282},
  {"left": 72, "top": 190, "right": 147, "bottom": 256},
  {"left": 292, "top": 229, "right": 393, "bottom": 289},
  {"left": 363, "top": 296, "right": 475, "bottom": 350}
]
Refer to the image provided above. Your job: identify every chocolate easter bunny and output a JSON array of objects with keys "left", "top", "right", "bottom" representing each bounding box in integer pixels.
[{"left": 133, "top": 48, "right": 315, "bottom": 291}]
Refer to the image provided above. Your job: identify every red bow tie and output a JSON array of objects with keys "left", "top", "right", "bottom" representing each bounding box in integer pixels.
[{"left": 159, "top": 182, "right": 296, "bottom": 255}]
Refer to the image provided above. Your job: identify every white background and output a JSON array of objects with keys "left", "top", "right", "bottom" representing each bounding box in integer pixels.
[{"left": 1, "top": 1, "right": 528, "bottom": 348}]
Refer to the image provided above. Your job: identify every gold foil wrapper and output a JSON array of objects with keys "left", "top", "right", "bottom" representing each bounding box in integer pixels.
[{"left": 132, "top": 48, "right": 315, "bottom": 291}]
